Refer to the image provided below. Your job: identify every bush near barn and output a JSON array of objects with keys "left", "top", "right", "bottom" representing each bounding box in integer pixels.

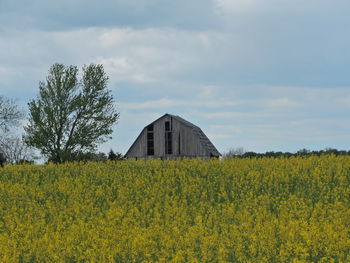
[{"left": 0, "top": 156, "right": 350, "bottom": 262}]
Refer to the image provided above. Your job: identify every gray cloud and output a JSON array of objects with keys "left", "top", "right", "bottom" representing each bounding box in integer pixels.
[
  {"left": 0, "top": 0, "right": 220, "bottom": 31},
  {"left": 212, "top": 0, "right": 350, "bottom": 87}
]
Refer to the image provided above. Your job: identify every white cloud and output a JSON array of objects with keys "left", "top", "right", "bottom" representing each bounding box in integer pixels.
[
  {"left": 197, "top": 111, "right": 251, "bottom": 119},
  {"left": 119, "top": 98, "right": 183, "bottom": 110},
  {"left": 0, "top": 27, "right": 235, "bottom": 97},
  {"left": 118, "top": 96, "right": 240, "bottom": 111},
  {"left": 213, "top": 0, "right": 337, "bottom": 15},
  {"left": 214, "top": 0, "right": 261, "bottom": 13},
  {"left": 265, "top": 97, "right": 299, "bottom": 108},
  {"left": 93, "top": 28, "right": 232, "bottom": 85},
  {"left": 96, "top": 56, "right": 156, "bottom": 84},
  {"left": 337, "top": 96, "right": 350, "bottom": 107}
]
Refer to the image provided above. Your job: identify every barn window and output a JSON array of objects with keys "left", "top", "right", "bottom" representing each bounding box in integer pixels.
[
  {"left": 165, "top": 121, "right": 172, "bottom": 155},
  {"left": 147, "top": 125, "right": 154, "bottom": 155},
  {"left": 147, "top": 132, "right": 153, "bottom": 140},
  {"left": 165, "top": 121, "right": 170, "bottom": 131}
]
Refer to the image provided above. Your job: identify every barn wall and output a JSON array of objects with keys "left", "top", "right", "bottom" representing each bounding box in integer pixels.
[
  {"left": 126, "top": 129, "right": 147, "bottom": 158},
  {"left": 178, "top": 123, "right": 209, "bottom": 157},
  {"left": 172, "top": 118, "right": 181, "bottom": 156}
]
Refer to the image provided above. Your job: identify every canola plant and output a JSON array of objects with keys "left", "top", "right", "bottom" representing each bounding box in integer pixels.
[{"left": 0, "top": 156, "right": 350, "bottom": 262}]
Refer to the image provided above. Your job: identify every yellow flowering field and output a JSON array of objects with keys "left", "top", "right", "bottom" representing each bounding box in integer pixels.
[{"left": 0, "top": 156, "right": 350, "bottom": 262}]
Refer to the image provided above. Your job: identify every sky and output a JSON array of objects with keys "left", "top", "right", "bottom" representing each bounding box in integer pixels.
[{"left": 0, "top": 0, "right": 350, "bottom": 155}]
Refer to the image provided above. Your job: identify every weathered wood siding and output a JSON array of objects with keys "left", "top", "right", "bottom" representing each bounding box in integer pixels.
[
  {"left": 126, "top": 129, "right": 147, "bottom": 158},
  {"left": 126, "top": 114, "right": 213, "bottom": 159},
  {"left": 176, "top": 121, "right": 208, "bottom": 157}
]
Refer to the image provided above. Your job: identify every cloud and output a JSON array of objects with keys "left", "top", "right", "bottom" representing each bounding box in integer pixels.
[
  {"left": 0, "top": 26, "right": 237, "bottom": 101},
  {"left": 337, "top": 96, "right": 350, "bottom": 107},
  {"left": 196, "top": 111, "right": 277, "bottom": 120},
  {"left": 119, "top": 98, "right": 183, "bottom": 110},
  {"left": 0, "top": 0, "right": 219, "bottom": 31},
  {"left": 214, "top": 0, "right": 347, "bottom": 15},
  {"left": 119, "top": 95, "right": 239, "bottom": 111},
  {"left": 93, "top": 27, "right": 233, "bottom": 85},
  {"left": 214, "top": 0, "right": 262, "bottom": 13},
  {"left": 265, "top": 97, "right": 299, "bottom": 108},
  {"left": 212, "top": 0, "right": 350, "bottom": 88}
]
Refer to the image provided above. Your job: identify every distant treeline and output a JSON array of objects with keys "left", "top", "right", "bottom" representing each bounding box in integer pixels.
[
  {"left": 46, "top": 150, "right": 125, "bottom": 163},
  {"left": 223, "top": 148, "right": 350, "bottom": 159}
]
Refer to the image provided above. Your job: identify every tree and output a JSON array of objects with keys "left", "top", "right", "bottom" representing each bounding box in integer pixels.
[
  {"left": 108, "top": 149, "right": 125, "bottom": 161},
  {"left": 24, "top": 63, "right": 119, "bottom": 163},
  {"left": 0, "top": 96, "right": 23, "bottom": 133},
  {"left": 0, "top": 137, "right": 36, "bottom": 164},
  {"left": 0, "top": 152, "right": 5, "bottom": 167},
  {"left": 223, "top": 147, "right": 246, "bottom": 159},
  {"left": 297, "top": 148, "right": 310, "bottom": 156},
  {"left": 52, "top": 151, "right": 108, "bottom": 163},
  {"left": 0, "top": 96, "right": 34, "bottom": 165}
]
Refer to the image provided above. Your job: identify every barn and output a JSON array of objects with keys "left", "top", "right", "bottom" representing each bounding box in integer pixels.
[{"left": 125, "top": 113, "right": 221, "bottom": 159}]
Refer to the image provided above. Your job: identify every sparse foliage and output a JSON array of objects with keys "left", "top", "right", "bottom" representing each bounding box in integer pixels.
[
  {"left": 0, "top": 137, "right": 35, "bottom": 164},
  {"left": 53, "top": 151, "right": 108, "bottom": 163},
  {"left": 0, "top": 96, "right": 23, "bottom": 133},
  {"left": 0, "top": 96, "right": 34, "bottom": 165},
  {"left": 223, "top": 147, "right": 246, "bottom": 158},
  {"left": 108, "top": 149, "right": 124, "bottom": 161},
  {"left": 24, "top": 63, "right": 119, "bottom": 163}
]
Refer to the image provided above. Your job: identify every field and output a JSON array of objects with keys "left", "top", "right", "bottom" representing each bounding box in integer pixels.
[{"left": 0, "top": 156, "right": 350, "bottom": 262}]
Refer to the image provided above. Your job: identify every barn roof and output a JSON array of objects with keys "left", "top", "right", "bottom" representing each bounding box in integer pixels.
[
  {"left": 167, "top": 114, "right": 221, "bottom": 157},
  {"left": 126, "top": 113, "right": 221, "bottom": 157}
]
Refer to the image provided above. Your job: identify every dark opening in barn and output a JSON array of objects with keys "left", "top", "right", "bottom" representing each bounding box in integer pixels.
[
  {"left": 147, "top": 124, "right": 154, "bottom": 156},
  {"left": 165, "top": 120, "right": 172, "bottom": 155}
]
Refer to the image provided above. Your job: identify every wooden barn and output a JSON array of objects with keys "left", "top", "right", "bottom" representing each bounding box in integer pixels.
[{"left": 125, "top": 113, "right": 221, "bottom": 159}]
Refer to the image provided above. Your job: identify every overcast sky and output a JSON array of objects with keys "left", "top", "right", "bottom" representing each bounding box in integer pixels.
[{"left": 1, "top": 0, "right": 350, "bottom": 155}]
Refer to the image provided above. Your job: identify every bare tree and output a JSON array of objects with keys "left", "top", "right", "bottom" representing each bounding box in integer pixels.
[
  {"left": 0, "top": 137, "right": 35, "bottom": 164},
  {"left": 0, "top": 96, "right": 35, "bottom": 164},
  {"left": 223, "top": 147, "right": 246, "bottom": 159},
  {"left": 0, "top": 96, "right": 24, "bottom": 133}
]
